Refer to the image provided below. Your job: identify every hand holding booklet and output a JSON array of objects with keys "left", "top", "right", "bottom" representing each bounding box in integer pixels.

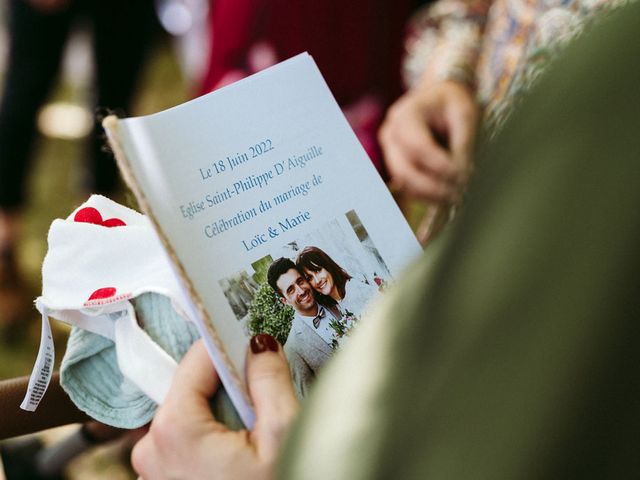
[{"left": 99, "top": 53, "right": 421, "bottom": 427}]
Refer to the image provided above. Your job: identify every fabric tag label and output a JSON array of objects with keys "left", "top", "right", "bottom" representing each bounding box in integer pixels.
[{"left": 21, "top": 310, "right": 55, "bottom": 412}]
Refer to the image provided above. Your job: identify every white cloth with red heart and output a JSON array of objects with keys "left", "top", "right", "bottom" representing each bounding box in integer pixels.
[{"left": 22, "top": 195, "right": 198, "bottom": 412}]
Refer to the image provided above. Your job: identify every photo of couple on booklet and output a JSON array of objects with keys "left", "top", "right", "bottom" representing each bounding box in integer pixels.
[{"left": 219, "top": 209, "right": 389, "bottom": 397}]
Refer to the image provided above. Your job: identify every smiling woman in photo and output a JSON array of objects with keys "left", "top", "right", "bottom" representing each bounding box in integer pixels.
[{"left": 296, "top": 246, "right": 379, "bottom": 320}]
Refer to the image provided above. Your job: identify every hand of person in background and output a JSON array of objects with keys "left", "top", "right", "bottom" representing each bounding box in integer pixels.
[
  {"left": 132, "top": 336, "right": 299, "bottom": 480},
  {"left": 379, "top": 80, "right": 479, "bottom": 205}
]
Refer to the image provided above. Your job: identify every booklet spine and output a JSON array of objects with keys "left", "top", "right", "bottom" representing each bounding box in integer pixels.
[{"left": 102, "top": 116, "right": 255, "bottom": 427}]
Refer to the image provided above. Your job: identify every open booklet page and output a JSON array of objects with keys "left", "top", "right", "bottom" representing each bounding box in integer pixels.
[{"left": 105, "top": 53, "right": 422, "bottom": 426}]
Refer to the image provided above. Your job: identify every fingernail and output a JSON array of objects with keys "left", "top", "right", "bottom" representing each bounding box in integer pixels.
[{"left": 250, "top": 334, "right": 279, "bottom": 354}]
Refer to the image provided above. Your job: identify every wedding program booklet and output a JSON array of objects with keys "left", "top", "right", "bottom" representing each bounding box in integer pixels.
[{"left": 104, "top": 53, "right": 422, "bottom": 427}]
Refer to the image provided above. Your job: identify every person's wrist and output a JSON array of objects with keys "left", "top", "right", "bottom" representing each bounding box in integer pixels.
[{"left": 425, "top": 78, "right": 474, "bottom": 99}]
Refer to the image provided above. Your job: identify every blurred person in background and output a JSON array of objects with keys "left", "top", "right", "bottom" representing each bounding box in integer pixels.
[
  {"left": 378, "top": 0, "right": 630, "bottom": 240},
  {"left": 0, "top": 0, "right": 157, "bottom": 332}
]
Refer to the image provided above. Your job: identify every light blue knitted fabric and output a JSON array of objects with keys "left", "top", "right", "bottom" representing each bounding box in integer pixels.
[{"left": 60, "top": 293, "right": 202, "bottom": 428}]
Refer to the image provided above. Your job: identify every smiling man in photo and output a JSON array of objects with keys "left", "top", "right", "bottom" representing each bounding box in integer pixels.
[{"left": 267, "top": 257, "right": 340, "bottom": 398}]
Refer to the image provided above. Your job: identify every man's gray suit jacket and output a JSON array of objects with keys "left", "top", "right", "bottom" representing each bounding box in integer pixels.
[{"left": 284, "top": 314, "right": 333, "bottom": 399}]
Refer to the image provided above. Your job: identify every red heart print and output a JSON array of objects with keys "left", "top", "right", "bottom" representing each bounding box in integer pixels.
[
  {"left": 102, "top": 218, "right": 126, "bottom": 227},
  {"left": 88, "top": 287, "right": 117, "bottom": 301},
  {"left": 74, "top": 207, "right": 126, "bottom": 227}
]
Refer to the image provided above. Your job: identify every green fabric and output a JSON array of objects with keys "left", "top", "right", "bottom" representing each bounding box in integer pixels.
[{"left": 279, "top": 3, "right": 640, "bottom": 479}]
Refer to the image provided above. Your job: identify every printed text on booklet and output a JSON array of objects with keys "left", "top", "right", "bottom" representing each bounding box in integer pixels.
[{"left": 179, "top": 142, "right": 325, "bottom": 250}]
